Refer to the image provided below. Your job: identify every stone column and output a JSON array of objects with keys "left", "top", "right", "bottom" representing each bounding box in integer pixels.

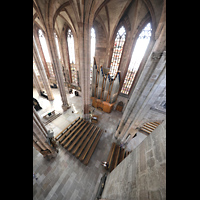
[
  {"left": 33, "top": 36, "right": 54, "bottom": 100},
  {"left": 33, "top": 69, "right": 42, "bottom": 95},
  {"left": 78, "top": 22, "right": 91, "bottom": 120},
  {"left": 33, "top": 107, "right": 57, "bottom": 158},
  {"left": 114, "top": 24, "right": 166, "bottom": 140},
  {"left": 120, "top": 62, "right": 166, "bottom": 143},
  {"left": 45, "top": 25, "right": 70, "bottom": 111}
]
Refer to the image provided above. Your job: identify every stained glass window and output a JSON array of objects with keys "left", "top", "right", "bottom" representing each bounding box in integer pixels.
[
  {"left": 121, "top": 23, "right": 152, "bottom": 95},
  {"left": 38, "top": 29, "right": 55, "bottom": 77},
  {"left": 90, "top": 28, "right": 96, "bottom": 84},
  {"left": 67, "top": 29, "right": 77, "bottom": 84},
  {"left": 110, "top": 26, "right": 126, "bottom": 77}
]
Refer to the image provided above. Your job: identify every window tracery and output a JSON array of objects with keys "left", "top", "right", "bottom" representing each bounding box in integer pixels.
[
  {"left": 110, "top": 26, "right": 126, "bottom": 77},
  {"left": 121, "top": 23, "right": 152, "bottom": 95}
]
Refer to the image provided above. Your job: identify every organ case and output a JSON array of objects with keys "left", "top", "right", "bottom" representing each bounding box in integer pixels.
[{"left": 91, "top": 58, "right": 120, "bottom": 113}]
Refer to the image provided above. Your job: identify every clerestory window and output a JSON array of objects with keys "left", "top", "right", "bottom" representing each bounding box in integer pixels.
[
  {"left": 38, "top": 29, "right": 55, "bottom": 77},
  {"left": 109, "top": 26, "right": 126, "bottom": 77},
  {"left": 67, "top": 29, "right": 77, "bottom": 85},
  {"left": 121, "top": 23, "right": 152, "bottom": 95}
]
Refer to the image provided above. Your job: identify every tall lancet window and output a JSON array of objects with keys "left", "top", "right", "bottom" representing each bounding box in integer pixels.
[
  {"left": 38, "top": 29, "right": 55, "bottom": 77},
  {"left": 90, "top": 27, "right": 96, "bottom": 84},
  {"left": 110, "top": 26, "right": 126, "bottom": 77},
  {"left": 121, "top": 23, "right": 152, "bottom": 95},
  {"left": 55, "top": 33, "right": 65, "bottom": 82},
  {"left": 67, "top": 29, "right": 77, "bottom": 84}
]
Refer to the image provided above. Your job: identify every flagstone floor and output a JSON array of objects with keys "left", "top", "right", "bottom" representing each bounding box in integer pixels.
[{"left": 33, "top": 88, "right": 123, "bottom": 200}]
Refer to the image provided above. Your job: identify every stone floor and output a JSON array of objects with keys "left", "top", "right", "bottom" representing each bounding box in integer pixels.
[{"left": 33, "top": 88, "right": 123, "bottom": 200}]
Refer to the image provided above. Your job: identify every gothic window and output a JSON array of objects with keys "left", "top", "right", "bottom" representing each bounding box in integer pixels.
[
  {"left": 55, "top": 33, "right": 65, "bottom": 82},
  {"left": 33, "top": 60, "right": 39, "bottom": 76},
  {"left": 90, "top": 28, "right": 96, "bottom": 84},
  {"left": 67, "top": 29, "right": 77, "bottom": 85},
  {"left": 110, "top": 26, "right": 126, "bottom": 77},
  {"left": 121, "top": 23, "right": 152, "bottom": 95},
  {"left": 54, "top": 33, "right": 61, "bottom": 61},
  {"left": 38, "top": 29, "right": 55, "bottom": 77}
]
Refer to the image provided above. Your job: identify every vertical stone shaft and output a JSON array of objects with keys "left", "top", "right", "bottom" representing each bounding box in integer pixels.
[{"left": 33, "top": 36, "right": 54, "bottom": 100}]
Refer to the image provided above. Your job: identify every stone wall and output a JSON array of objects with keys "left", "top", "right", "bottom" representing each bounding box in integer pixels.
[{"left": 101, "top": 120, "right": 166, "bottom": 200}]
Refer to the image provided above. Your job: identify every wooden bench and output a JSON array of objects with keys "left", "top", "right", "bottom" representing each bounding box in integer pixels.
[
  {"left": 75, "top": 126, "right": 97, "bottom": 158},
  {"left": 109, "top": 144, "right": 120, "bottom": 172},
  {"left": 60, "top": 120, "right": 85, "bottom": 145},
  {"left": 55, "top": 117, "right": 80, "bottom": 141},
  {"left": 83, "top": 130, "right": 103, "bottom": 165},
  {"left": 57, "top": 118, "right": 83, "bottom": 143},
  {"left": 79, "top": 127, "right": 101, "bottom": 161},
  {"left": 71, "top": 125, "right": 94, "bottom": 155},
  {"left": 67, "top": 123, "right": 91, "bottom": 151},
  {"left": 106, "top": 142, "right": 116, "bottom": 170},
  {"left": 118, "top": 147, "right": 125, "bottom": 164},
  {"left": 63, "top": 121, "right": 89, "bottom": 149}
]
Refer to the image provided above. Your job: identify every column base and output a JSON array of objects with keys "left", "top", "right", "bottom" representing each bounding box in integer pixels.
[
  {"left": 62, "top": 104, "right": 71, "bottom": 111},
  {"left": 83, "top": 113, "right": 90, "bottom": 121}
]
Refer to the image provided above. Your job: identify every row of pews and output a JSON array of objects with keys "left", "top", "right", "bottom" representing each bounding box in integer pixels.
[
  {"left": 140, "top": 121, "right": 160, "bottom": 134},
  {"left": 105, "top": 142, "right": 131, "bottom": 172},
  {"left": 55, "top": 117, "right": 103, "bottom": 165}
]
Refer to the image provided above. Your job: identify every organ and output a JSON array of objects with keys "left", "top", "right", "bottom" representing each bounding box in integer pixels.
[{"left": 91, "top": 57, "right": 121, "bottom": 113}]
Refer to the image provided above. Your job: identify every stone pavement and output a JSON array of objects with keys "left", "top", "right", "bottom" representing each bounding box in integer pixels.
[{"left": 33, "top": 88, "right": 123, "bottom": 200}]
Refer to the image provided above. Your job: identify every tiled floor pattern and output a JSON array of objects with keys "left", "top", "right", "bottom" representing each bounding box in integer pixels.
[{"left": 33, "top": 88, "right": 123, "bottom": 200}]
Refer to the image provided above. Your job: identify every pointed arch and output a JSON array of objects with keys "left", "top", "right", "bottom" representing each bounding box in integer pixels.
[
  {"left": 109, "top": 25, "right": 127, "bottom": 77},
  {"left": 121, "top": 22, "right": 152, "bottom": 95}
]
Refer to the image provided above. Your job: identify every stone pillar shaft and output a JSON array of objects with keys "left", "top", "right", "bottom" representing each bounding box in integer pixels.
[
  {"left": 45, "top": 25, "right": 70, "bottom": 111},
  {"left": 33, "top": 107, "right": 56, "bottom": 157},
  {"left": 33, "top": 69, "right": 42, "bottom": 95},
  {"left": 33, "top": 36, "right": 54, "bottom": 100},
  {"left": 78, "top": 22, "right": 91, "bottom": 120}
]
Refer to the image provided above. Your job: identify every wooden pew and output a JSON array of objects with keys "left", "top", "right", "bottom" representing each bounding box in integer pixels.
[
  {"left": 56, "top": 118, "right": 82, "bottom": 142},
  {"left": 55, "top": 117, "right": 80, "bottom": 140},
  {"left": 110, "top": 144, "right": 120, "bottom": 171},
  {"left": 106, "top": 143, "right": 116, "bottom": 170},
  {"left": 71, "top": 125, "right": 94, "bottom": 155},
  {"left": 118, "top": 147, "right": 125, "bottom": 164},
  {"left": 60, "top": 120, "right": 85, "bottom": 146},
  {"left": 67, "top": 123, "right": 91, "bottom": 151},
  {"left": 79, "top": 127, "right": 101, "bottom": 161},
  {"left": 63, "top": 121, "right": 89, "bottom": 149},
  {"left": 83, "top": 130, "right": 103, "bottom": 165},
  {"left": 75, "top": 126, "right": 97, "bottom": 158}
]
